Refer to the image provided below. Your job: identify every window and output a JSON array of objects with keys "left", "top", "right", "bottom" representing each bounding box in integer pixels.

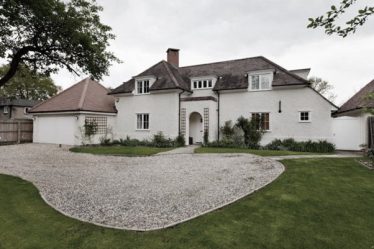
[
  {"left": 192, "top": 79, "right": 213, "bottom": 89},
  {"left": 251, "top": 113, "right": 270, "bottom": 131},
  {"left": 299, "top": 111, "right": 311, "bottom": 122},
  {"left": 85, "top": 116, "right": 108, "bottom": 134},
  {"left": 136, "top": 80, "right": 150, "bottom": 94},
  {"left": 250, "top": 73, "right": 272, "bottom": 90},
  {"left": 137, "top": 113, "right": 149, "bottom": 130},
  {"left": 3, "top": 106, "right": 9, "bottom": 114}
]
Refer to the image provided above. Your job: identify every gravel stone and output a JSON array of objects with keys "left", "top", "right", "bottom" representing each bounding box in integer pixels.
[{"left": 0, "top": 144, "right": 284, "bottom": 231}]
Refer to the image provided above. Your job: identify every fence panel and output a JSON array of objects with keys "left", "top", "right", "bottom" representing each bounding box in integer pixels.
[{"left": 0, "top": 120, "right": 33, "bottom": 144}]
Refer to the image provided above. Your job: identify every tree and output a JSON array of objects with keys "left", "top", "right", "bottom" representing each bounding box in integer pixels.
[
  {"left": 0, "top": 64, "right": 61, "bottom": 100},
  {"left": 0, "top": 0, "right": 120, "bottom": 87},
  {"left": 307, "top": 0, "right": 374, "bottom": 37},
  {"left": 309, "top": 77, "right": 337, "bottom": 102}
]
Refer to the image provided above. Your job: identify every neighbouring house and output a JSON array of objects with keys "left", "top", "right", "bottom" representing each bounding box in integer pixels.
[
  {"left": 0, "top": 98, "right": 40, "bottom": 120},
  {"left": 29, "top": 78, "right": 117, "bottom": 145},
  {"left": 332, "top": 80, "right": 374, "bottom": 150},
  {"left": 110, "top": 48, "right": 338, "bottom": 145}
]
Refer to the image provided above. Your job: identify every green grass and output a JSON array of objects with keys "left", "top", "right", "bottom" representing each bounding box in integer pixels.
[
  {"left": 1, "top": 158, "right": 374, "bottom": 249},
  {"left": 69, "top": 146, "right": 173, "bottom": 156},
  {"left": 195, "top": 147, "right": 326, "bottom": 156}
]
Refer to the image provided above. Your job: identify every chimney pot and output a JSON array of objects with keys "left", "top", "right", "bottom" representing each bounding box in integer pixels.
[{"left": 166, "top": 48, "right": 179, "bottom": 67}]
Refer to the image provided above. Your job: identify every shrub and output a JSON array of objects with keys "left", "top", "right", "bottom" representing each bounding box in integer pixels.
[
  {"left": 220, "top": 121, "right": 235, "bottom": 142},
  {"left": 203, "top": 131, "right": 209, "bottom": 145},
  {"left": 265, "top": 138, "right": 335, "bottom": 153},
  {"left": 175, "top": 134, "right": 186, "bottom": 147},
  {"left": 99, "top": 137, "right": 111, "bottom": 146},
  {"left": 151, "top": 131, "right": 174, "bottom": 147},
  {"left": 235, "top": 116, "right": 264, "bottom": 148}
]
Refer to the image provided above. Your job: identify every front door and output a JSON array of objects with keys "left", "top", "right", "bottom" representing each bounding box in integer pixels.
[{"left": 189, "top": 112, "right": 203, "bottom": 144}]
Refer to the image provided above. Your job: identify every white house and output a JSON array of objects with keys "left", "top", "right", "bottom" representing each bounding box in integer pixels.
[
  {"left": 30, "top": 49, "right": 341, "bottom": 146},
  {"left": 29, "top": 78, "right": 117, "bottom": 145},
  {"left": 332, "top": 80, "right": 374, "bottom": 150},
  {"left": 110, "top": 48, "right": 338, "bottom": 145}
]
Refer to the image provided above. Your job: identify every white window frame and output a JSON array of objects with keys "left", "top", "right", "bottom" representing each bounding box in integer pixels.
[
  {"left": 299, "top": 111, "right": 311, "bottom": 123},
  {"left": 191, "top": 77, "right": 216, "bottom": 90},
  {"left": 136, "top": 113, "right": 150, "bottom": 130},
  {"left": 3, "top": 106, "right": 9, "bottom": 114},
  {"left": 248, "top": 72, "right": 273, "bottom": 91},
  {"left": 136, "top": 79, "right": 150, "bottom": 95}
]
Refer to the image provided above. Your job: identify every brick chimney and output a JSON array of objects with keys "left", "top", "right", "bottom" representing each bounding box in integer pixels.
[{"left": 166, "top": 48, "right": 179, "bottom": 67}]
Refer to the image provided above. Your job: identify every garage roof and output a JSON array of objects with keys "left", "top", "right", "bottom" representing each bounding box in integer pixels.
[{"left": 29, "top": 78, "right": 117, "bottom": 114}]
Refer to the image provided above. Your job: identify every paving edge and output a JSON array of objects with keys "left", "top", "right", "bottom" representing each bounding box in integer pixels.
[{"left": 5, "top": 160, "right": 285, "bottom": 232}]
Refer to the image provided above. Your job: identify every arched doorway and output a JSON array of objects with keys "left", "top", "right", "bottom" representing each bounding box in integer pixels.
[{"left": 189, "top": 112, "right": 203, "bottom": 144}]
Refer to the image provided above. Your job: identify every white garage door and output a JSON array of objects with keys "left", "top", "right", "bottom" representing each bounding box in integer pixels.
[
  {"left": 34, "top": 116, "right": 77, "bottom": 145},
  {"left": 332, "top": 116, "right": 364, "bottom": 150}
]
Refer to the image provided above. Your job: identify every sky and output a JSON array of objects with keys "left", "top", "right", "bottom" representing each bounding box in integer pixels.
[{"left": 51, "top": 0, "right": 374, "bottom": 105}]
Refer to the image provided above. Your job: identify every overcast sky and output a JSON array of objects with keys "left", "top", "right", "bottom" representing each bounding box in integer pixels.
[{"left": 51, "top": 0, "right": 374, "bottom": 105}]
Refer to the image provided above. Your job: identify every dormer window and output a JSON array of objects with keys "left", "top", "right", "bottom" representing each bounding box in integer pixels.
[
  {"left": 136, "top": 80, "right": 150, "bottom": 94},
  {"left": 192, "top": 78, "right": 214, "bottom": 90},
  {"left": 249, "top": 73, "right": 272, "bottom": 91}
]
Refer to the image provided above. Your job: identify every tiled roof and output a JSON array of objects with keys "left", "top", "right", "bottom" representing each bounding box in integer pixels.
[
  {"left": 29, "top": 78, "right": 117, "bottom": 114},
  {"left": 110, "top": 56, "right": 310, "bottom": 94},
  {"left": 0, "top": 98, "right": 40, "bottom": 107},
  {"left": 336, "top": 79, "right": 374, "bottom": 115}
]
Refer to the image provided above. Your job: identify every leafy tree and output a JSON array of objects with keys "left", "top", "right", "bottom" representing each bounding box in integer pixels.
[
  {"left": 0, "top": 0, "right": 120, "bottom": 87},
  {"left": 0, "top": 65, "right": 60, "bottom": 100},
  {"left": 307, "top": 0, "right": 374, "bottom": 37},
  {"left": 309, "top": 77, "right": 337, "bottom": 102}
]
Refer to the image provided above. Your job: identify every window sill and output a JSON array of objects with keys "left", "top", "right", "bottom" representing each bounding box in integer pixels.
[
  {"left": 135, "top": 129, "right": 150, "bottom": 131},
  {"left": 299, "top": 121, "right": 311, "bottom": 123},
  {"left": 248, "top": 88, "right": 272, "bottom": 92}
]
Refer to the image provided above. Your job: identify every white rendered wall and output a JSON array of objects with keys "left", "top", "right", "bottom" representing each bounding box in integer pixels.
[
  {"left": 219, "top": 86, "right": 336, "bottom": 145},
  {"left": 33, "top": 113, "right": 116, "bottom": 145},
  {"left": 332, "top": 113, "right": 370, "bottom": 150},
  {"left": 114, "top": 91, "right": 180, "bottom": 141},
  {"left": 181, "top": 99, "right": 218, "bottom": 144}
]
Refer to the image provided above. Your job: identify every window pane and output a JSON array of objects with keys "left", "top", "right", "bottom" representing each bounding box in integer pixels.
[
  {"left": 143, "top": 80, "right": 149, "bottom": 93},
  {"left": 251, "top": 75, "right": 259, "bottom": 90},
  {"left": 137, "top": 114, "right": 142, "bottom": 129},
  {"left": 137, "top": 81, "right": 143, "bottom": 94},
  {"left": 208, "top": 80, "right": 212, "bottom": 87},
  {"left": 261, "top": 75, "right": 271, "bottom": 89},
  {"left": 143, "top": 114, "right": 149, "bottom": 129},
  {"left": 198, "top": 81, "right": 202, "bottom": 88},
  {"left": 203, "top": 80, "right": 207, "bottom": 88},
  {"left": 300, "top": 112, "right": 309, "bottom": 121},
  {"left": 193, "top": 81, "right": 197, "bottom": 88}
]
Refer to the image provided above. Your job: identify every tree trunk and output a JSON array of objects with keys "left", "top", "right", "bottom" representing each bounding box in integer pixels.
[{"left": 0, "top": 46, "right": 35, "bottom": 87}]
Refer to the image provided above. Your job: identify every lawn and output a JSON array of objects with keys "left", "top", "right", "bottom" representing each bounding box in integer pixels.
[
  {"left": 1, "top": 158, "right": 374, "bottom": 249},
  {"left": 195, "top": 146, "right": 325, "bottom": 156},
  {"left": 69, "top": 146, "right": 172, "bottom": 156}
]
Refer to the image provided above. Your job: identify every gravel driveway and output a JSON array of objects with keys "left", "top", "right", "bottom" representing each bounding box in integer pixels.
[{"left": 0, "top": 144, "right": 284, "bottom": 231}]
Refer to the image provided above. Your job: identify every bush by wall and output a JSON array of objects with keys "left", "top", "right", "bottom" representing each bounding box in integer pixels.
[
  {"left": 101, "top": 132, "right": 185, "bottom": 148},
  {"left": 265, "top": 138, "right": 335, "bottom": 153}
]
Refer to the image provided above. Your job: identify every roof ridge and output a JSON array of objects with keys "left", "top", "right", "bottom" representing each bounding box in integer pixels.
[
  {"left": 78, "top": 77, "right": 90, "bottom": 110},
  {"left": 162, "top": 61, "right": 180, "bottom": 88},
  {"left": 180, "top": 56, "right": 264, "bottom": 69}
]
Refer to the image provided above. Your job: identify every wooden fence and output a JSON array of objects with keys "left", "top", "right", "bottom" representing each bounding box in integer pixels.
[{"left": 0, "top": 120, "right": 33, "bottom": 144}]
